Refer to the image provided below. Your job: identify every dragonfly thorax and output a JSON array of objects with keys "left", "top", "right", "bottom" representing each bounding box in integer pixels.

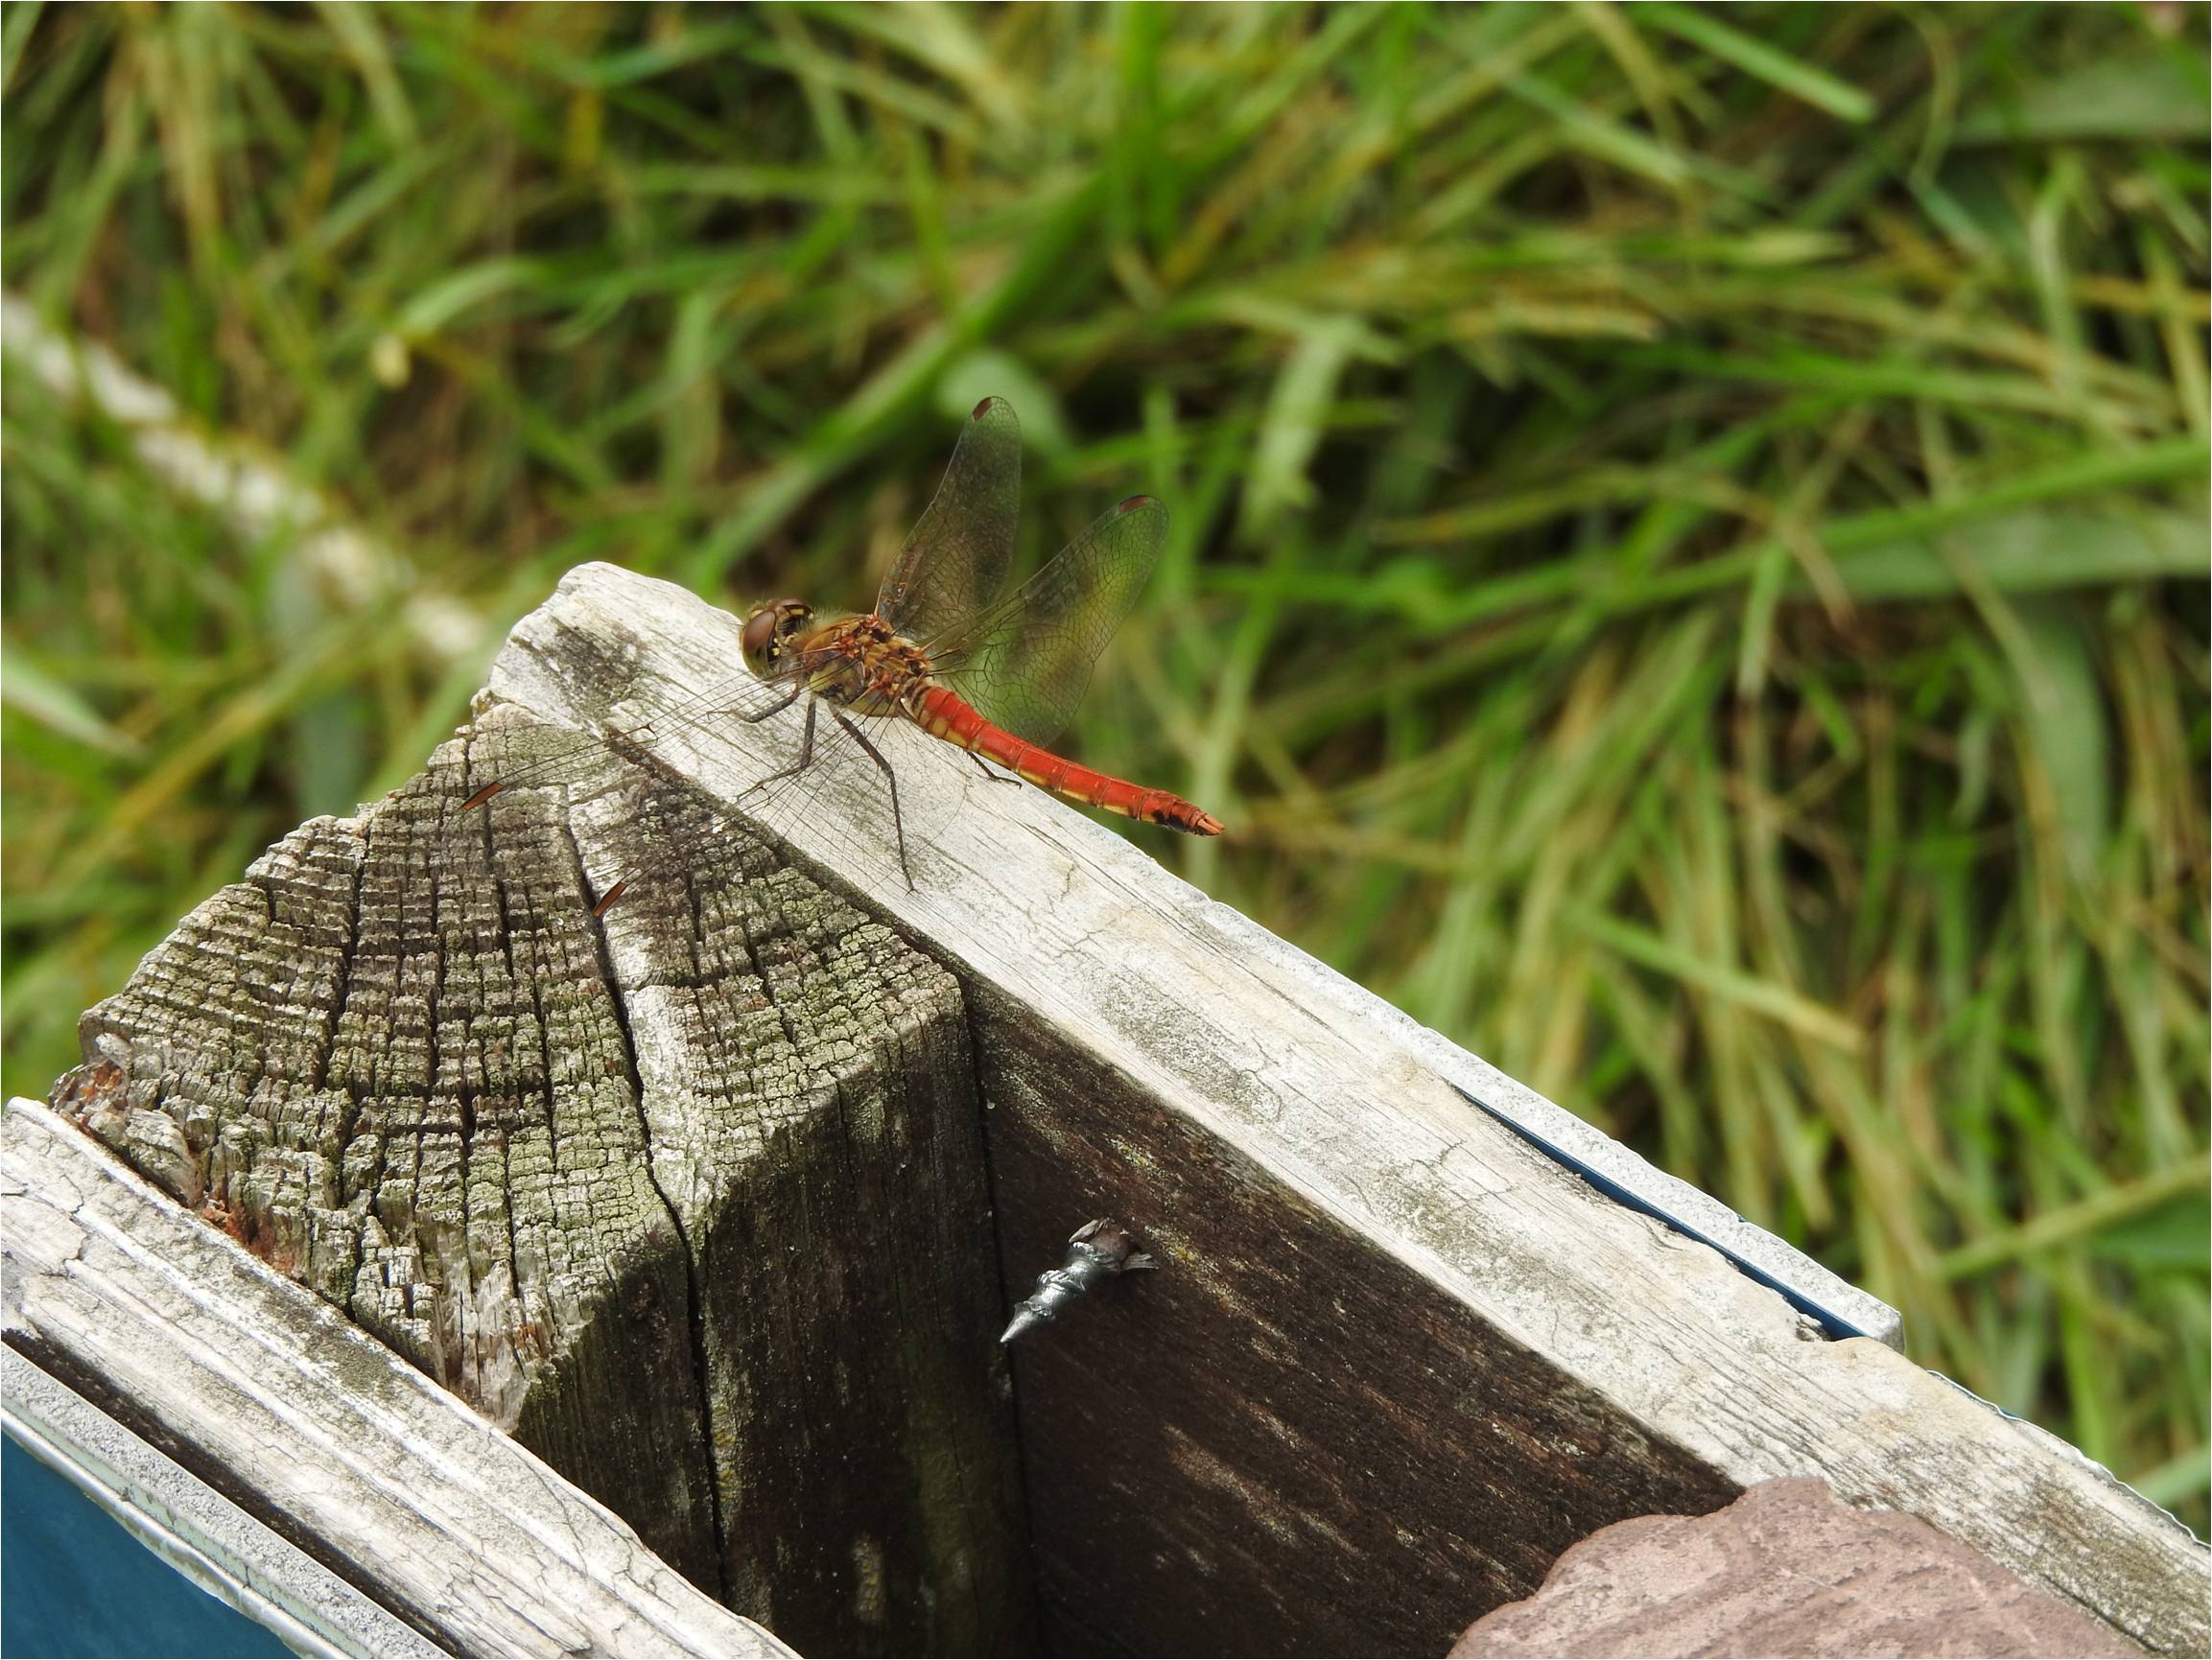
[{"left": 745, "top": 606, "right": 937, "bottom": 717}]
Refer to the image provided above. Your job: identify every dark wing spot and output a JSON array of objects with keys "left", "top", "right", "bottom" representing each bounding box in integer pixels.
[
  {"left": 1118, "top": 495, "right": 1156, "bottom": 513},
  {"left": 973, "top": 396, "right": 999, "bottom": 419}
]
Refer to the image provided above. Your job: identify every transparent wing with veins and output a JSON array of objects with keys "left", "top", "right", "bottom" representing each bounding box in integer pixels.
[
  {"left": 873, "top": 396, "right": 1023, "bottom": 652},
  {"left": 449, "top": 397, "right": 1165, "bottom": 901},
  {"left": 927, "top": 493, "right": 1170, "bottom": 747},
  {"left": 451, "top": 647, "right": 918, "bottom": 910}
]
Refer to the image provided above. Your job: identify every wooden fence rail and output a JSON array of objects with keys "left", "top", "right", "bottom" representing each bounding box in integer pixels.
[
  {"left": 3, "top": 1096, "right": 788, "bottom": 1658},
  {"left": 10, "top": 561, "right": 2204, "bottom": 1657}
]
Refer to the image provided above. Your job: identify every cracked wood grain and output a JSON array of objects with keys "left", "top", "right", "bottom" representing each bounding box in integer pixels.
[
  {"left": 39, "top": 558, "right": 2206, "bottom": 1658},
  {"left": 467, "top": 562, "right": 2201, "bottom": 1658},
  {"left": 2, "top": 1095, "right": 788, "bottom": 1659},
  {"left": 49, "top": 707, "right": 1031, "bottom": 1657}
]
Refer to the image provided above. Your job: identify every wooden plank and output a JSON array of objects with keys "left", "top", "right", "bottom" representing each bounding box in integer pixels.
[
  {"left": 978, "top": 1011, "right": 1745, "bottom": 1653},
  {"left": 2, "top": 1095, "right": 790, "bottom": 1659},
  {"left": 2, "top": 1347, "right": 442, "bottom": 1659},
  {"left": 51, "top": 713, "right": 1033, "bottom": 1657},
  {"left": 467, "top": 560, "right": 2207, "bottom": 1657}
]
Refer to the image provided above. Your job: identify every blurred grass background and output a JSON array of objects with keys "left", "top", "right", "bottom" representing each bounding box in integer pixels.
[{"left": 2, "top": 3, "right": 2205, "bottom": 1529}]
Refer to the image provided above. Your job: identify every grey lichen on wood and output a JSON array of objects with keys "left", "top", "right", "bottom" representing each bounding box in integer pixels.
[{"left": 53, "top": 701, "right": 1031, "bottom": 1656}]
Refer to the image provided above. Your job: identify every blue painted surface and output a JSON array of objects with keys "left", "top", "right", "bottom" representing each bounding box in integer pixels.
[{"left": 1, "top": 1433, "right": 291, "bottom": 1659}]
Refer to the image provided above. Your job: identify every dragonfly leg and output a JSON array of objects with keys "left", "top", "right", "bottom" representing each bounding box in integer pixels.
[
  {"left": 829, "top": 706, "right": 913, "bottom": 891},
  {"left": 737, "top": 696, "right": 818, "bottom": 803},
  {"left": 961, "top": 748, "right": 1024, "bottom": 786},
  {"left": 740, "top": 684, "right": 805, "bottom": 724}
]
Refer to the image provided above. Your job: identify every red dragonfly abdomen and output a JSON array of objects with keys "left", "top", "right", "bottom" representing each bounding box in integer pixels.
[{"left": 913, "top": 686, "right": 1223, "bottom": 836}]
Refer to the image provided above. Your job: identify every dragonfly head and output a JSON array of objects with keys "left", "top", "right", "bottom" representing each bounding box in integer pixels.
[{"left": 741, "top": 598, "right": 814, "bottom": 677}]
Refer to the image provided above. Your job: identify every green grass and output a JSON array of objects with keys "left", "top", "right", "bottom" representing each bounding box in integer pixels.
[{"left": 3, "top": 3, "right": 2205, "bottom": 1531}]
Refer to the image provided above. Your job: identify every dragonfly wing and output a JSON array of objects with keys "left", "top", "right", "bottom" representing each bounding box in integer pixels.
[
  {"left": 456, "top": 657, "right": 800, "bottom": 794},
  {"left": 451, "top": 653, "right": 925, "bottom": 906},
  {"left": 875, "top": 396, "right": 1023, "bottom": 648},
  {"left": 930, "top": 494, "right": 1168, "bottom": 747}
]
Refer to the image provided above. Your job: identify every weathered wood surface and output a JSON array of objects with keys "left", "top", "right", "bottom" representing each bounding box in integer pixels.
[
  {"left": 50, "top": 716, "right": 1031, "bottom": 1656},
  {"left": 457, "top": 562, "right": 2199, "bottom": 1656},
  {"left": 4, "top": 1346, "right": 441, "bottom": 1659},
  {"left": 2, "top": 1096, "right": 790, "bottom": 1659},
  {"left": 40, "top": 557, "right": 2207, "bottom": 1658}
]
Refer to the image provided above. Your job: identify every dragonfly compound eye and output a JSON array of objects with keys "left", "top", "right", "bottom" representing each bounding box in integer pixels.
[{"left": 741, "top": 606, "right": 780, "bottom": 666}]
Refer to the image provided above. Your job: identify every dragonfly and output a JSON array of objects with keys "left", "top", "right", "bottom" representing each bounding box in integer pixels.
[{"left": 461, "top": 396, "right": 1222, "bottom": 907}]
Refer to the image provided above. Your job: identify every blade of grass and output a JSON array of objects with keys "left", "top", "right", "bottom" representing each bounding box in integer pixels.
[
  {"left": 1639, "top": 2, "right": 1875, "bottom": 124},
  {"left": 1938, "top": 1153, "right": 2212, "bottom": 1281}
]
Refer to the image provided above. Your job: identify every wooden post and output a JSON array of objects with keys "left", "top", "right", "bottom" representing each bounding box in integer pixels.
[
  {"left": 23, "top": 561, "right": 2208, "bottom": 1657},
  {"left": 47, "top": 711, "right": 1032, "bottom": 1657}
]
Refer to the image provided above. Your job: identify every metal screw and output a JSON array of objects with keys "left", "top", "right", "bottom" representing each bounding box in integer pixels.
[{"left": 1000, "top": 1218, "right": 1157, "bottom": 1344}]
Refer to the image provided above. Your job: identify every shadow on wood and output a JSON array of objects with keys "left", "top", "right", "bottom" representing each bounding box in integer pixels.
[
  {"left": 30, "top": 561, "right": 2209, "bottom": 1658},
  {"left": 51, "top": 711, "right": 1031, "bottom": 1657}
]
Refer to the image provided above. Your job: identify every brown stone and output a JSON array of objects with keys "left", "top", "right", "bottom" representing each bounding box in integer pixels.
[{"left": 1451, "top": 1477, "right": 2145, "bottom": 1658}]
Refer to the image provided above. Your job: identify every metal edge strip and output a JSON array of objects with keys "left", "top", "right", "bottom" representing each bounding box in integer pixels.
[{"left": 1447, "top": 1079, "right": 1903, "bottom": 1345}]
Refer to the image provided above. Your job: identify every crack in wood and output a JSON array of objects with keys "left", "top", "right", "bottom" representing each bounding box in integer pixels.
[
  {"left": 557, "top": 794, "right": 734, "bottom": 1608},
  {"left": 51, "top": 554, "right": 2202, "bottom": 1658},
  {"left": 47, "top": 712, "right": 1034, "bottom": 1655}
]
